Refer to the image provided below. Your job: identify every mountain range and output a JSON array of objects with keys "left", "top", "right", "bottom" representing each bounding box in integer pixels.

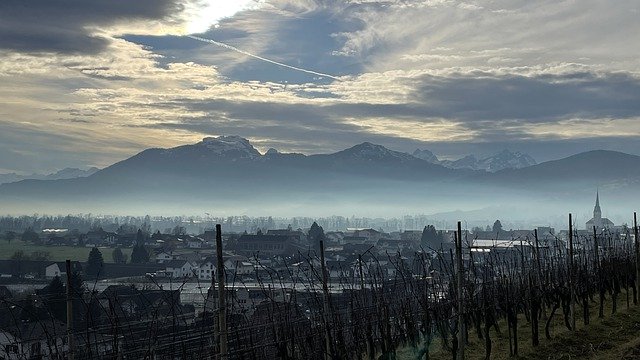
[
  {"left": 0, "top": 167, "right": 100, "bottom": 185},
  {"left": 412, "top": 149, "right": 537, "bottom": 172},
  {"left": 1, "top": 136, "right": 638, "bottom": 217}
]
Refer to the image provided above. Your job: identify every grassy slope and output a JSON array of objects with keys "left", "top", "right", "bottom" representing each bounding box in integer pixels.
[
  {"left": 399, "top": 291, "right": 640, "bottom": 359},
  {"left": 0, "top": 240, "right": 132, "bottom": 263}
]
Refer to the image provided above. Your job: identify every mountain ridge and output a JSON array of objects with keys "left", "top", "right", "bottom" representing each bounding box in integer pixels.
[
  {"left": 413, "top": 148, "right": 537, "bottom": 172},
  {"left": 0, "top": 167, "right": 100, "bottom": 185},
  {"left": 1, "top": 137, "right": 638, "bottom": 216}
]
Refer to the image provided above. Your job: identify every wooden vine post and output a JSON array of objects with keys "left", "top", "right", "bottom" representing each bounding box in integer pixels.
[
  {"left": 635, "top": 212, "right": 639, "bottom": 303},
  {"left": 66, "top": 260, "right": 75, "bottom": 360},
  {"left": 455, "top": 221, "right": 465, "bottom": 360},
  {"left": 215, "top": 224, "right": 228, "bottom": 359},
  {"left": 568, "top": 213, "right": 576, "bottom": 331}
]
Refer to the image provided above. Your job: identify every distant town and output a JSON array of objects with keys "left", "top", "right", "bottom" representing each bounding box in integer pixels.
[
  {"left": 0, "top": 193, "right": 625, "bottom": 282},
  {"left": 0, "top": 193, "right": 637, "bottom": 359}
]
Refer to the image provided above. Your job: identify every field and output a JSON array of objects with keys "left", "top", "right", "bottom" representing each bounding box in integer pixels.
[
  {"left": 397, "top": 292, "right": 640, "bottom": 360},
  {"left": 0, "top": 240, "right": 132, "bottom": 263}
]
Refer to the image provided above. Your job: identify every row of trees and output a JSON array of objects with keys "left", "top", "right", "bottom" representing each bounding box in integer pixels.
[
  {"left": 3, "top": 228, "right": 39, "bottom": 244},
  {"left": 85, "top": 243, "right": 151, "bottom": 278}
]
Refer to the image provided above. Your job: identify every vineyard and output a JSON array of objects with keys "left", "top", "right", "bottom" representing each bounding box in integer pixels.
[{"left": 1, "top": 215, "right": 639, "bottom": 359}]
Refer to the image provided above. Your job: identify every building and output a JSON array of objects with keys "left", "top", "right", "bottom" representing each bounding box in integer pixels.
[
  {"left": 85, "top": 229, "right": 117, "bottom": 247},
  {"left": 232, "top": 233, "right": 303, "bottom": 257},
  {"left": 0, "top": 320, "right": 67, "bottom": 360},
  {"left": 348, "top": 228, "right": 384, "bottom": 244},
  {"left": 164, "top": 260, "right": 197, "bottom": 278},
  {"left": 198, "top": 257, "right": 215, "bottom": 281},
  {"left": 155, "top": 251, "right": 175, "bottom": 263},
  {"left": 95, "top": 285, "right": 183, "bottom": 325},
  {"left": 45, "top": 261, "right": 82, "bottom": 279},
  {"left": 186, "top": 238, "right": 205, "bottom": 249},
  {"left": 585, "top": 191, "right": 615, "bottom": 230}
]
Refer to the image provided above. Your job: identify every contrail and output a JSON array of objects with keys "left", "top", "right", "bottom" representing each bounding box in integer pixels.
[{"left": 186, "top": 35, "right": 342, "bottom": 81}]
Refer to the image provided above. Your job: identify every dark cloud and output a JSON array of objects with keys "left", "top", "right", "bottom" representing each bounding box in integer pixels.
[
  {"left": 410, "top": 71, "right": 640, "bottom": 122},
  {"left": 0, "top": 0, "right": 185, "bottom": 54}
]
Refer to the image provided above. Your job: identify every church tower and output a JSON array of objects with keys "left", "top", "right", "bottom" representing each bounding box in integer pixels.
[
  {"left": 593, "top": 191, "right": 602, "bottom": 221},
  {"left": 586, "top": 190, "right": 614, "bottom": 230}
]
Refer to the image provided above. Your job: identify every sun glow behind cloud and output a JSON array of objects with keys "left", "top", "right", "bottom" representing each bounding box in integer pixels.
[{"left": 185, "top": 0, "right": 263, "bottom": 34}]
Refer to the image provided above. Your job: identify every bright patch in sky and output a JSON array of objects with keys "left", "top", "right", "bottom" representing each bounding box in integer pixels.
[{"left": 186, "top": 0, "right": 261, "bottom": 34}]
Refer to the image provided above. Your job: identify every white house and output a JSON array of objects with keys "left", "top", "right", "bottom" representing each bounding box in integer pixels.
[
  {"left": 198, "top": 258, "right": 215, "bottom": 281},
  {"left": 155, "top": 251, "right": 175, "bottom": 264},
  {"left": 237, "top": 262, "right": 256, "bottom": 275},
  {"left": 164, "top": 260, "right": 197, "bottom": 278},
  {"left": 45, "top": 262, "right": 81, "bottom": 279}
]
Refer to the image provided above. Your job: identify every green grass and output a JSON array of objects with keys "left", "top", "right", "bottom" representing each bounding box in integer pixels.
[
  {"left": 398, "top": 290, "right": 640, "bottom": 359},
  {"left": 0, "top": 240, "right": 132, "bottom": 263}
]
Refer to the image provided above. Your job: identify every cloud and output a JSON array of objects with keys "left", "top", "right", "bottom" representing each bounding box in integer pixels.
[
  {"left": 0, "top": 0, "right": 186, "bottom": 54},
  {"left": 61, "top": 58, "right": 640, "bottom": 156},
  {"left": 409, "top": 71, "right": 640, "bottom": 122},
  {"left": 1, "top": 0, "right": 640, "bottom": 174},
  {"left": 331, "top": 0, "right": 640, "bottom": 75}
]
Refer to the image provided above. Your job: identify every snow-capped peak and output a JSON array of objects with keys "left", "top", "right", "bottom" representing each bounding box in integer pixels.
[
  {"left": 483, "top": 150, "right": 536, "bottom": 172},
  {"left": 334, "top": 142, "right": 415, "bottom": 162},
  {"left": 412, "top": 149, "right": 440, "bottom": 163},
  {"left": 440, "top": 150, "right": 536, "bottom": 172},
  {"left": 198, "top": 135, "right": 261, "bottom": 158}
]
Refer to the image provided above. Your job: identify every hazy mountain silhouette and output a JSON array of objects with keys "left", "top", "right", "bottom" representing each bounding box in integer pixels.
[
  {"left": 0, "top": 167, "right": 99, "bottom": 185},
  {"left": 491, "top": 150, "right": 640, "bottom": 185},
  {"left": 0, "top": 137, "right": 639, "bottom": 216}
]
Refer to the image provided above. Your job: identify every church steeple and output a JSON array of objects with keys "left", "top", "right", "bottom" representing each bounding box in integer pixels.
[{"left": 593, "top": 190, "right": 602, "bottom": 220}]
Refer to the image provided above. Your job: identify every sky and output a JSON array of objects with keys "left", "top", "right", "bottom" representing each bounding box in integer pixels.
[{"left": 1, "top": 0, "right": 640, "bottom": 174}]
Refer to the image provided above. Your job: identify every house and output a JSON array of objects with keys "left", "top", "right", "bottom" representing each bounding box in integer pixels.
[
  {"left": 232, "top": 233, "right": 303, "bottom": 257},
  {"left": 267, "top": 229, "right": 308, "bottom": 245},
  {"left": 175, "top": 251, "right": 205, "bottom": 263},
  {"left": 85, "top": 229, "right": 117, "bottom": 247},
  {"left": 342, "top": 236, "right": 368, "bottom": 245},
  {"left": 97, "top": 285, "right": 182, "bottom": 320},
  {"left": 400, "top": 230, "right": 422, "bottom": 243},
  {"left": 236, "top": 261, "right": 255, "bottom": 275},
  {"left": 342, "top": 243, "right": 373, "bottom": 255},
  {"left": 0, "top": 320, "right": 67, "bottom": 360},
  {"left": 155, "top": 251, "right": 175, "bottom": 264},
  {"left": 204, "top": 287, "right": 288, "bottom": 318},
  {"left": 326, "top": 260, "right": 352, "bottom": 279},
  {"left": 115, "top": 233, "right": 137, "bottom": 247},
  {"left": 187, "top": 238, "right": 205, "bottom": 249},
  {"left": 45, "top": 261, "right": 82, "bottom": 279},
  {"left": 164, "top": 260, "right": 197, "bottom": 278},
  {"left": 198, "top": 257, "right": 215, "bottom": 281},
  {"left": 351, "top": 229, "right": 384, "bottom": 244},
  {"left": 325, "top": 231, "right": 344, "bottom": 245},
  {"left": 376, "top": 238, "right": 418, "bottom": 251}
]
